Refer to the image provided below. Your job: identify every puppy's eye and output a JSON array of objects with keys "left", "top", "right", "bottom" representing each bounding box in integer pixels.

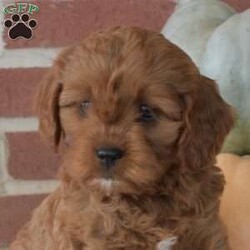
[
  {"left": 138, "top": 104, "right": 156, "bottom": 122},
  {"left": 79, "top": 100, "right": 91, "bottom": 116}
]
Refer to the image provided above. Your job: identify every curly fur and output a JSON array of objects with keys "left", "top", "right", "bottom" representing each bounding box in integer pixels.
[{"left": 10, "top": 27, "right": 234, "bottom": 250}]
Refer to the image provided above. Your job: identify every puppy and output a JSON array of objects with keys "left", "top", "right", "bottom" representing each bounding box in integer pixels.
[{"left": 10, "top": 26, "right": 234, "bottom": 250}]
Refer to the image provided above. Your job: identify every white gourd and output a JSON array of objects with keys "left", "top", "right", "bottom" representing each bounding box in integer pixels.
[
  {"left": 162, "top": 0, "right": 250, "bottom": 155},
  {"left": 200, "top": 10, "right": 250, "bottom": 155},
  {"left": 161, "top": 0, "right": 236, "bottom": 65}
]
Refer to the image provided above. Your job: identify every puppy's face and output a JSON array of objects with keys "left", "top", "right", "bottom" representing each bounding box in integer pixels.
[{"left": 37, "top": 27, "right": 234, "bottom": 195}]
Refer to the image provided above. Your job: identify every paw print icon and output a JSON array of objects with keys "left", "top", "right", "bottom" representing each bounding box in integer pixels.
[{"left": 3, "top": 13, "right": 38, "bottom": 40}]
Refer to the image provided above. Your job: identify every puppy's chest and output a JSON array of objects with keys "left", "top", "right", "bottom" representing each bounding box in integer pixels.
[{"left": 81, "top": 204, "right": 178, "bottom": 249}]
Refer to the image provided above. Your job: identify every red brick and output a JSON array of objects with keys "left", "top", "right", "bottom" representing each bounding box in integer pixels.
[
  {"left": 0, "top": 194, "right": 47, "bottom": 247},
  {"left": 3, "top": 0, "right": 175, "bottom": 48},
  {"left": 7, "top": 132, "right": 60, "bottom": 180},
  {"left": 224, "top": 0, "right": 250, "bottom": 11},
  {"left": 0, "top": 69, "right": 46, "bottom": 117}
]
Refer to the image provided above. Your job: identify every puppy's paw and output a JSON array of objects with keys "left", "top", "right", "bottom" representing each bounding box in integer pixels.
[{"left": 157, "top": 236, "right": 177, "bottom": 250}]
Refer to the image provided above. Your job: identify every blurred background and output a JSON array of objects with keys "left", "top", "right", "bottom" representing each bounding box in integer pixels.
[{"left": 0, "top": 0, "right": 250, "bottom": 249}]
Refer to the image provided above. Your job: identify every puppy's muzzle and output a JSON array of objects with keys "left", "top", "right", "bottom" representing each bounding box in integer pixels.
[{"left": 96, "top": 147, "right": 123, "bottom": 168}]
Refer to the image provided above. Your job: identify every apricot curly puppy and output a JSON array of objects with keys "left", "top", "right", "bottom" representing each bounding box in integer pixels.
[{"left": 10, "top": 27, "right": 234, "bottom": 250}]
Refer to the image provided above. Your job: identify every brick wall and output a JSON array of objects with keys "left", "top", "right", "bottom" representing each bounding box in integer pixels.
[{"left": 0, "top": 0, "right": 249, "bottom": 248}]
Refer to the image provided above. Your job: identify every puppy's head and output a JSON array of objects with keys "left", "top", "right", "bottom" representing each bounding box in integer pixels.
[{"left": 36, "top": 27, "right": 234, "bottom": 195}]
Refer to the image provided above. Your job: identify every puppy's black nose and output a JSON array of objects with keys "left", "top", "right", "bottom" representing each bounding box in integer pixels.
[{"left": 96, "top": 147, "right": 123, "bottom": 167}]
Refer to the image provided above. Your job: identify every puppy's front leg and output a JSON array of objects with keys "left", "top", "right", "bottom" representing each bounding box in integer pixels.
[{"left": 169, "top": 220, "right": 231, "bottom": 250}]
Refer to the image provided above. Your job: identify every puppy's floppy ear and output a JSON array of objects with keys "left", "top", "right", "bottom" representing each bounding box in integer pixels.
[
  {"left": 178, "top": 76, "right": 234, "bottom": 170},
  {"left": 35, "top": 47, "right": 72, "bottom": 150},
  {"left": 36, "top": 68, "right": 62, "bottom": 150}
]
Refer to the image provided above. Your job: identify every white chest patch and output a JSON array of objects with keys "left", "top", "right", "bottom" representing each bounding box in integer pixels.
[
  {"left": 157, "top": 237, "right": 177, "bottom": 250},
  {"left": 99, "top": 179, "right": 113, "bottom": 190},
  {"left": 91, "top": 178, "right": 119, "bottom": 195}
]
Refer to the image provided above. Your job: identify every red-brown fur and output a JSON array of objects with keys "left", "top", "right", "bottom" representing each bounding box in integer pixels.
[{"left": 10, "top": 27, "right": 234, "bottom": 250}]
